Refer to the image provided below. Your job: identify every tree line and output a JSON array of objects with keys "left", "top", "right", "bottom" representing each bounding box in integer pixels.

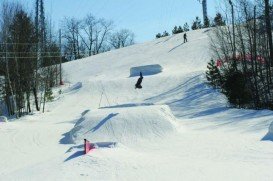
[
  {"left": 207, "top": 0, "right": 273, "bottom": 110},
  {"left": 156, "top": 13, "right": 226, "bottom": 38},
  {"left": 0, "top": 0, "right": 135, "bottom": 118},
  {"left": 62, "top": 15, "right": 135, "bottom": 61},
  {"left": 0, "top": 1, "right": 62, "bottom": 117}
]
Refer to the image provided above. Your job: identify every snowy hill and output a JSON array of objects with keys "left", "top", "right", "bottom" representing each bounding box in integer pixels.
[
  {"left": 1, "top": 29, "right": 273, "bottom": 181},
  {"left": 69, "top": 105, "right": 177, "bottom": 146}
]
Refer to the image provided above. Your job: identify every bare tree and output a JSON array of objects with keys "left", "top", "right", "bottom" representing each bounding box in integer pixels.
[
  {"left": 62, "top": 17, "right": 82, "bottom": 60},
  {"left": 109, "top": 29, "right": 135, "bottom": 49},
  {"left": 264, "top": 0, "right": 273, "bottom": 66},
  {"left": 80, "top": 14, "right": 97, "bottom": 56},
  {"left": 94, "top": 19, "right": 113, "bottom": 54},
  {"left": 62, "top": 14, "right": 135, "bottom": 59}
]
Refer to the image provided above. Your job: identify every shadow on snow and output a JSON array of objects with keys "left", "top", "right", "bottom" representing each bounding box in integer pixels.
[
  {"left": 99, "top": 103, "right": 153, "bottom": 109},
  {"left": 145, "top": 74, "right": 273, "bottom": 133}
]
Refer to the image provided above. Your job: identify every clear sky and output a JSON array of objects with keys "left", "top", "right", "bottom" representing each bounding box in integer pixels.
[{"left": 10, "top": 0, "right": 220, "bottom": 43}]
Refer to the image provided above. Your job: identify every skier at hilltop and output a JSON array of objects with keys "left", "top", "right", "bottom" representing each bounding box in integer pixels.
[
  {"left": 135, "top": 72, "right": 143, "bottom": 89},
  {"left": 184, "top": 33, "right": 188, "bottom": 43}
]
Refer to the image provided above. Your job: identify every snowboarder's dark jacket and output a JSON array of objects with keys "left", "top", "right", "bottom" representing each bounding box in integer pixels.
[
  {"left": 184, "top": 33, "right": 187, "bottom": 42},
  {"left": 135, "top": 72, "right": 143, "bottom": 89}
]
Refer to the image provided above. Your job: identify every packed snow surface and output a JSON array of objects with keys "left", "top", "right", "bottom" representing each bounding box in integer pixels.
[
  {"left": 0, "top": 29, "right": 273, "bottom": 181},
  {"left": 70, "top": 105, "right": 177, "bottom": 145}
]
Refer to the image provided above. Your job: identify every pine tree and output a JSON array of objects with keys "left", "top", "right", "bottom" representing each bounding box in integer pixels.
[
  {"left": 223, "top": 70, "right": 252, "bottom": 107},
  {"left": 214, "top": 13, "right": 226, "bottom": 26},
  {"left": 156, "top": 33, "right": 162, "bottom": 38},
  {"left": 162, "top": 31, "right": 169, "bottom": 37},
  {"left": 177, "top": 26, "right": 184, "bottom": 33},
  {"left": 9, "top": 10, "right": 36, "bottom": 116},
  {"left": 183, "top": 23, "right": 190, "bottom": 32},
  {"left": 206, "top": 59, "right": 222, "bottom": 88},
  {"left": 45, "top": 87, "right": 54, "bottom": 102},
  {"left": 191, "top": 17, "right": 202, "bottom": 30},
  {"left": 203, "top": 17, "right": 210, "bottom": 28},
  {"left": 172, "top": 26, "right": 183, "bottom": 34},
  {"left": 172, "top": 26, "right": 178, "bottom": 34}
]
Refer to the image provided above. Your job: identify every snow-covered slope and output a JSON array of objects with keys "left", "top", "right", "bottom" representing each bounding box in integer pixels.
[{"left": 1, "top": 29, "right": 273, "bottom": 181}]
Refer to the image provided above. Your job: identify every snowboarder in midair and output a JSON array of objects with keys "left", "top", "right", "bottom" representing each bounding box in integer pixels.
[
  {"left": 184, "top": 33, "right": 188, "bottom": 43},
  {"left": 135, "top": 72, "right": 143, "bottom": 89}
]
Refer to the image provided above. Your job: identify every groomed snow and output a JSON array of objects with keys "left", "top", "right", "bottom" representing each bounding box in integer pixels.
[
  {"left": 0, "top": 28, "right": 273, "bottom": 181},
  {"left": 69, "top": 105, "right": 177, "bottom": 146}
]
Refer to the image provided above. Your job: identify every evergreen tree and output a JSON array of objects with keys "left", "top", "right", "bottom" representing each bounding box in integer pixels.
[
  {"left": 156, "top": 33, "right": 162, "bottom": 38},
  {"left": 162, "top": 31, "right": 169, "bottom": 37},
  {"left": 206, "top": 59, "right": 222, "bottom": 88},
  {"left": 177, "top": 26, "right": 184, "bottom": 33},
  {"left": 172, "top": 26, "right": 183, "bottom": 34},
  {"left": 203, "top": 17, "right": 210, "bottom": 28},
  {"left": 172, "top": 26, "right": 178, "bottom": 34},
  {"left": 183, "top": 23, "right": 190, "bottom": 32},
  {"left": 214, "top": 13, "right": 226, "bottom": 26},
  {"left": 222, "top": 70, "right": 252, "bottom": 107},
  {"left": 191, "top": 17, "right": 202, "bottom": 30},
  {"left": 9, "top": 9, "right": 36, "bottom": 115},
  {"left": 45, "top": 87, "right": 54, "bottom": 101}
]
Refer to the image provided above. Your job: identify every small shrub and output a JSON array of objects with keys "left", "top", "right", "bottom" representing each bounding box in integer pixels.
[
  {"left": 45, "top": 88, "right": 54, "bottom": 102},
  {"left": 206, "top": 59, "right": 222, "bottom": 88},
  {"left": 222, "top": 70, "right": 252, "bottom": 107}
]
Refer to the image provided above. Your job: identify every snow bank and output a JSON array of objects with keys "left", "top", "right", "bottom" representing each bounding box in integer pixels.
[
  {"left": 69, "top": 105, "right": 177, "bottom": 145},
  {"left": 130, "top": 64, "right": 163, "bottom": 77},
  {"left": 262, "top": 121, "right": 273, "bottom": 141},
  {"left": 63, "top": 82, "right": 82, "bottom": 94},
  {"left": 270, "top": 122, "right": 273, "bottom": 134},
  {"left": 0, "top": 116, "right": 7, "bottom": 123}
]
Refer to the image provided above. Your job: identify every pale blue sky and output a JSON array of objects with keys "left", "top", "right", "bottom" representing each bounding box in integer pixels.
[{"left": 11, "top": 0, "right": 220, "bottom": 42}]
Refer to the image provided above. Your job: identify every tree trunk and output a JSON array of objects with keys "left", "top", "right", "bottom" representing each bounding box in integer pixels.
[{"left": 265, "top": 0, "right": 273, "bottom": 66}]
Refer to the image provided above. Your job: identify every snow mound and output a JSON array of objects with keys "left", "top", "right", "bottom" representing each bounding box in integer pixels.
[
  {"left": 69, "top": 105, "right": 177, "bottom": 145},
  {"left": 63, "top": 82, "right": 82, "bottom": 93},
  {"left": 0, "top": 116, "right": 7, "bottom": 123},
  {"left": 130, "top": 64, "right": 162, "bottom": 77},
  {"left": 262, "top": 121, "right": 273, "bottom": 141},
  {"left": 270, "top": 122, "right": 273, "bottom": 134}
]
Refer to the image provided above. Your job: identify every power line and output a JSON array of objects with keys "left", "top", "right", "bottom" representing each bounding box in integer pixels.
[
  {"left": 1, "top": 56, "right": 61, "bottom": 59},
  {"left": 0, "top": 51, "right": 61, "bottom": 54},
  {"left": 0, "top": 42, "right": 81, "bottom": 45},
  {"left": 0, "top": 52, "right": 104, "bottom": 59}
]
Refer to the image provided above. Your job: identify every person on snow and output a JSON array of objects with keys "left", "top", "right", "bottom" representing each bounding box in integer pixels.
[
  {"left": 183, "top": 33, "right": 188, "bottom": 43},
  {"left": 135, "top": 72, "right": 143, "bottom": 89}
]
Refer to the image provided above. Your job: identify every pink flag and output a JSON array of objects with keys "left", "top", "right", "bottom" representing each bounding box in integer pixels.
[
  {"left": 216, "top": 59, "right": 222, "bottom": 67},
  {"left": 84, "top": 139, "right": 94, "bottom": 154}
]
